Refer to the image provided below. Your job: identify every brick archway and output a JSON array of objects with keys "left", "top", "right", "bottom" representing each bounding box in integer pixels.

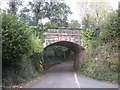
[
  {"left": 43, "top": 28, "right": 86, "bottom": 70},
  {"left": 44, "top": 41, "right": 85, "bottom": 70}
]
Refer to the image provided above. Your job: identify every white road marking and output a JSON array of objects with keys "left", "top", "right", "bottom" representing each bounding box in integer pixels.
[{"left": 74, "top": 73, "right": 81, "bottom": 88}]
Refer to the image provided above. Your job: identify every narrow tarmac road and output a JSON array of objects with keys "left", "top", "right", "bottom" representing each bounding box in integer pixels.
[{"left": 25, "top": 61, "right": 118, "bottom": 88}]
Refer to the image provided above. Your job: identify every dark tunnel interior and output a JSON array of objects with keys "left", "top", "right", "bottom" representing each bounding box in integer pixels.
[{"left": 43, "top": 41, "right": 85, "bottom": 70}]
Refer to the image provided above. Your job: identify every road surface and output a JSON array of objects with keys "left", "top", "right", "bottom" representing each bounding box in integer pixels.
[{"left": 25, "top": 61, "right": 118, "bottom": 88}]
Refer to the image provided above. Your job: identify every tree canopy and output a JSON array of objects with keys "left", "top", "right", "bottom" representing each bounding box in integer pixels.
[
  {"left": 19, "top": 0, "right": 72, "bottom": 26},
  {"left": 78, "top": 0, "right": 113, "bottom": 29}
]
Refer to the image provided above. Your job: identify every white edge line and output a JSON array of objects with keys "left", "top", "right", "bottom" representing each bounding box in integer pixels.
[{"left": 74, "top": 73, "right": 81, "bottom": 88}]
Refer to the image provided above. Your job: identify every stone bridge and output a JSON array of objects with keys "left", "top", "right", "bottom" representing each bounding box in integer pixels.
[{"left": 43, "top": 28, "right": 86, "bottom": 70}]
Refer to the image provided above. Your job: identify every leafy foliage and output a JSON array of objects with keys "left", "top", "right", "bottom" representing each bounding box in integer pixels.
[
  {"left": 79, "top": 0, "right": 113, "bottom": 29},
  {"left": 81, "top": 29, "right": 98, "bottom": 55},
  {"left": 100, "top": 10, "right": 120, "bottom": 43},
  {"left": 30, "top": 26, "right": 46, "bottom": 43},
  {"left": 68, "top": 20, "right": 81, "bottom": 29},
  {"left": 2, "top": 13, "right": 32, "bottom": 65},
  {"left": 44, "top": 21, "right": 59, "bottom": 28},
  {"left": 19, "top": 0, "right": 72, "bottom": 26},
  {"left": 8, "top": 0, "right": 22, "bottom": 14},
  {"left": 19, "top": 7, "right": 31, "bottom": 23},
  {"left": 80, "top": 5, "right": 120, "bottom": 83},
  {"left": 46, "top": 1, "right": 72, "bottom": 26},
  {"left": 43, "top": 46, "right": 63, "bottom": 69},
  {"left": 2, "top": 12, "right": 44, "bottom": 86},
  {"left": 80, "top": 58, "right": 118, "bottom": 83},
  {"left": 30, "top": 35, "right": 43, "bottom": 54},
  {"left": 43, "top": 46, "right": 72, "bottom": 69},
  {"left": 80, "top": 8, "right": 119, "bottom": 83}
]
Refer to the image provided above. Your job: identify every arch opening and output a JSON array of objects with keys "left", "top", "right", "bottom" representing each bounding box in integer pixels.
[{"left": 43, "top": 41, "right": 85, "bottom": 70}]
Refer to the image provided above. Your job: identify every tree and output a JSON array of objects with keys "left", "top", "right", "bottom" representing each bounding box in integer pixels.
[
  {"left": 69, "top": 20, "right": 81, "bottom": 29},
  {"left": 100, "top": 9, "right": 120, "bottom": 44},
  {"left": 2, "top": 12, "right": 43, "bottom": 67},
  {"left": 19, "top": 0, "right": 72, "bottom": 26},
  {"left": 19, "top": 7, "right": 31, "bottom": 24},
  {"left": 44, "top": 21, "right": 59, "bottom": 28},
  {"left": 46, "top": 0, "right": 72, "bottom": 27},
  {"left": 78, "top": 0, "right": 113, "bottom": 29},
  {"left": 8, "top": 0, "right": 22, "bottom": 14},
  {"left": 28, "top": 1, "right": 46, "bottom": 25}
]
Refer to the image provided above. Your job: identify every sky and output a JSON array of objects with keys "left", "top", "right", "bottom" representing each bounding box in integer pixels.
[
  {"left": 65, "top": 0, "right": 119, "bottom": 21},
  {"left": 0, "top": 0, "right": 119, "bottom": 22}
]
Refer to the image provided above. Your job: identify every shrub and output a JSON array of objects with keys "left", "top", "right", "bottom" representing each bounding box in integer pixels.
[
  {"left": 2, "top": 12, "right": 44, "bottom": 86},
  {"left": 2, "top": 13, "right": 33, "bottom": 66}
]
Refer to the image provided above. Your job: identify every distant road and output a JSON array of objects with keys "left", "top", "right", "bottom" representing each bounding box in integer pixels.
[{"left": 24, "top": 61, "right": 118, "bottom": 88}]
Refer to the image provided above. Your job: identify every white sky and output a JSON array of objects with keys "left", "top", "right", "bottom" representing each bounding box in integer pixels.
[
  {"left": 65, "top": 0, "right": 119, "bottom": 21},
  {"left": 0, "top": 0, "right": 119, "bottom": 22}
]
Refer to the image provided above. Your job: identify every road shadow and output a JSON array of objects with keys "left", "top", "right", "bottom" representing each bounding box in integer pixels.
[{"left": 46, "top": 61, "right": 74, "bottom": 73}]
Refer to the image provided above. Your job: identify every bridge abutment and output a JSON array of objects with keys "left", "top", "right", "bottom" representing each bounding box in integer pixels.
[
  {"left": 73, "top": 48, "right": 86, "bottom": 71},
  {"left": 73, "top": 51, "right": 80, "bottom": 70}
]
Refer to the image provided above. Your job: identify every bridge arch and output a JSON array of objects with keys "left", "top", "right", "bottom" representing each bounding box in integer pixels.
[
  {"left": 43, "top": 41, "right": 85, "bottom": 70},
  {"left": 43, "top": 28, "right": 86, "bottom": 70}
]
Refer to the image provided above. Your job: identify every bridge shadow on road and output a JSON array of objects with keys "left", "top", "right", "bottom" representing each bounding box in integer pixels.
[{"left": 46, "top": 61, "right": 75, "bottom": 73}]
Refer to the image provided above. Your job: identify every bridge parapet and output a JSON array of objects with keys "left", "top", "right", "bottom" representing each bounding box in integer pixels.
[{"left": 43, "top": 29, "right": 83, "bottom": 48}]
